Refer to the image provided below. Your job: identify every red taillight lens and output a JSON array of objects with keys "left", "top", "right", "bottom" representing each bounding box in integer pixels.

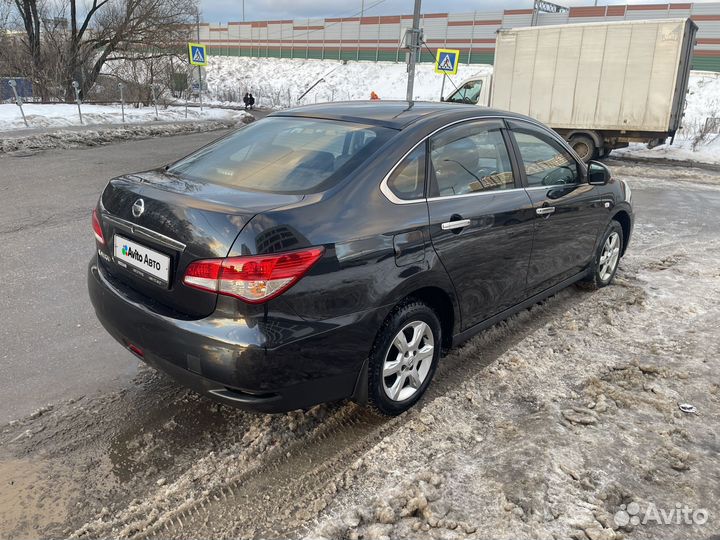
[
  {"left": 183, "top": 247, "right": 324, "bottom": 304},
  {"left": 92, "top": 208, "right": 105, "bottom": 245}
]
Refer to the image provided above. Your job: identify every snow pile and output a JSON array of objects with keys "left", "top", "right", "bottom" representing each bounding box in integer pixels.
[
  {"left": 0, "top": 118, "right": 251, "bottom": 155},
  {"left": 204, "top": 56, "right": 491, "bottom": 106},
  {"left": 0, "top": 103, "right": 251, "bottom": 132}
]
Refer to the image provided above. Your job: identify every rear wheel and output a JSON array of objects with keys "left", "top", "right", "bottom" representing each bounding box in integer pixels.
[
  {"left": 580, "top": 220, "right": 623, "bottom": 290},
  {"left": 569, "top": 134, "right": 597, "bottom": 163},
  {"left": 367, "top": 300, "right": 441, "bottom": 416}
]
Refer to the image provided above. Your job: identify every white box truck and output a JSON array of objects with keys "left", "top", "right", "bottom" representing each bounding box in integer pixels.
[{"left": 443, "top": 18, "right": 698, "bottom": 161}]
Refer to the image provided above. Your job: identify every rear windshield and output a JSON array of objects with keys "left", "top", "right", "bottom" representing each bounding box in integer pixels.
[{"left": 168, "top": 117, "right": 395, "bottom": 194}]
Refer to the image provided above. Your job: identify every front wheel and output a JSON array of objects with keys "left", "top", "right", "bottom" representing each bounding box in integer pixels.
[
  {"left": 581, "top": 220, "right": 623, "bottom": 289},
  {"left": 367, "top": 300, "right": 441, "bottom": 416}
]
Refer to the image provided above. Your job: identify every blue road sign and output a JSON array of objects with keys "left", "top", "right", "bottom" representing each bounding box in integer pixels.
[
  {"left": 188, "top": 43, "right": 208, "bottom": 66},
  {"left": 435, "top": 48, "right": 460, "bottom": 75}
]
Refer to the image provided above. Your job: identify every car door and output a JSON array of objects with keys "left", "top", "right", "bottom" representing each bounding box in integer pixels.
[
  {"left": 426, "top": 119, "right": 535, "bottom": 330},
  {"left": 506, "top": 120, "right": 606, "bottom": 296}
]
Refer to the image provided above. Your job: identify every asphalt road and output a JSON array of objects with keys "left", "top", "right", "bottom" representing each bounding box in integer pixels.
[
  {"left": 1, "top": 133, "right": 719, "bottom": 424},
  {"left": 0, "top": 130, "right": 234, "bottom": 423}
]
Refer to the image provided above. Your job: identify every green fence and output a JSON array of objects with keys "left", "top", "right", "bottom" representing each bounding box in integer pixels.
[{"left": 207, "top": 44, "right": 716, "bottom": 72}]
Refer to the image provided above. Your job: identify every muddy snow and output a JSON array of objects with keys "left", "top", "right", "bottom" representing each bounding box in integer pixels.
[
  {"left": 0, "top": 159, "right": 719, "bottom": 540},
  {"left": 0, "top": 117, "right": 253, "bottom": 155}
]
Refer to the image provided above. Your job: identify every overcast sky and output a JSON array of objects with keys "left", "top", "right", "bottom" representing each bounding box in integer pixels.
[{"left": 199, "top": 0, "right": 709, "bottom": 23}]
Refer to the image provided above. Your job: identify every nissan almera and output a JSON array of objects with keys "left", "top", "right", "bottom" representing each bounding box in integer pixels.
[{"left": 88, "top": 101, "right": 633, "bottom": 415}]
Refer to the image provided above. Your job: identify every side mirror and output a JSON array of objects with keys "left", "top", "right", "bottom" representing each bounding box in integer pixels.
[{"left": 587, "top": 161, "right": 611, "bottom": 185}]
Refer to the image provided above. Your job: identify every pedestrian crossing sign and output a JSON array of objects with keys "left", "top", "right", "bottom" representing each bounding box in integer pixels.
[
  {"left": 435, "top": 48, "right": 460, "bottom": 75},
  {"left": 188, "top": 43, "right": 208, "bottom": 66}
]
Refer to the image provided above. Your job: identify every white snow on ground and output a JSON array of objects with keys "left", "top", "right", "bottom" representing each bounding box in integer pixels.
[
  {"left": 0, "top": 103, "right": 250, "bottom": 131},
  {"left": 204, "top": 56, "right": 720, "bottom": 164}
]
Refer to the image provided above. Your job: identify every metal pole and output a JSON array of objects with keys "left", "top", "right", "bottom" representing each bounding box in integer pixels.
[
  {"left": 440, "top": 73, "right": 446, "bottom": 101},
  {"left": 8, "top": 80, "right": 29, "bottom": 127},
  {"left": 72, "top": 80, "right": 83, "bottom": 125},
  {"left": 406, "top": 0, "right": 422, "bottom": 102},
  {"left": 357, "top": 0, "right": 364, "bottom": 61},
  {"left": 196, "top": 8, "right": 204, "bottom": 112},
  {"left": 118, "top": 83, "right": 125, "bottom": 124}
]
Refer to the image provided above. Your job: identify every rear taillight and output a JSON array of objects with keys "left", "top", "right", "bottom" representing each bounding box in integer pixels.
[
  {"left": 92, "top": 208, "right": 105, "bottom": 245},
  {"left": 183, "top": 247, "right": 325, "bottom": 304}
]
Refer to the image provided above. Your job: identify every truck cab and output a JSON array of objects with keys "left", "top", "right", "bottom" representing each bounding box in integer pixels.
[{"left": 443, "top": 76, "right": 492, "bottom": 107}]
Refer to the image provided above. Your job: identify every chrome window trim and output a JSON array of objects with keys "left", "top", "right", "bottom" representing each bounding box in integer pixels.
[
  {"left": 379, "top": 114, "right": 554, "bottom": 206},
  {"left": 524, "top": 184, "right": 583, "bottom": 191}
]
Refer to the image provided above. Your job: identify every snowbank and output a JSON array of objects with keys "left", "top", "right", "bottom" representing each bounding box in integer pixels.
[
  {"left": 0, "top": 118, "right": 254, "bottom": 154},
  {"left": 204, "top": 56, "right": 492, "bottom": 106},
  {"left": 0, "top": 103, "right": 251, "bottom": 132}
]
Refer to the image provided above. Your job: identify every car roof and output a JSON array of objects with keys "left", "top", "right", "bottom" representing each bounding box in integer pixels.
[{"left": 269, "top": 100, "right": 524, "bottom": 130}]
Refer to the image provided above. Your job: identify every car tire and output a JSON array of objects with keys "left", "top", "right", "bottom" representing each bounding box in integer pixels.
[
  {"left": 569, "top": 134, "right": 597, "bottom": 163},
  {"left": 367, "top": 300, "right": 441, "bottom": 416},
  {"left": 579, "top": 220, "right": 624, "bottom": 290}
]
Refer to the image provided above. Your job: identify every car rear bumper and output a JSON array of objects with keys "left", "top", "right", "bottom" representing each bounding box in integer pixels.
[{"left": 88, "top": 259, "right": 381, "bottom": 412}]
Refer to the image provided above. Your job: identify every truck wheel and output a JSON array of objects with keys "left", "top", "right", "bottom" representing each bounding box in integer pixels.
[{"left": 569, "top": 135, "right": 597, "bottom": 163}]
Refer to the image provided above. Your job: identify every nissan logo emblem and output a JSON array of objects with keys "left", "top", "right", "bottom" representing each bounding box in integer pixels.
[{"left": 132, "top": 198, "right": 145, "bottom": 218}]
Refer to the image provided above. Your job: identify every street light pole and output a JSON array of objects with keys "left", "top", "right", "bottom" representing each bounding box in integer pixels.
[{"left": 406, "top": 0, "right": 422, "bottom": 102}]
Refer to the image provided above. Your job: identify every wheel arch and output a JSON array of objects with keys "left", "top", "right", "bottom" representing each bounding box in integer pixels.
[
  {"left": 404, "top": 286, "right": 456, "bottom": 351},
  {"left": 376, "top": 270, "right": 461, "bottom": 352},
  {"left": 611, "top": 209, "right": 632, "bottom": 256},
  {"left": 351, "top": 282, "right": 458, "bottom": 406}
]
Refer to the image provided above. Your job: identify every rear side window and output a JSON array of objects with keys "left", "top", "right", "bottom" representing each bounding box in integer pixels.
[
  {"left": 429, "top": 121, "right": 515, "bottom": 197},
  {"left": 386, "top": 145, "right": 426, "bottom": 200},
  {"left": 510, "top": 127, "right": 579, "bottom": 187},
  {"left": 168, "top": 117, "right": 394, "bottom": 194}
]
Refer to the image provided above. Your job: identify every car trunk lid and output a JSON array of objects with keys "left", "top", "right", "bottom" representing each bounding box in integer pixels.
[{"left": 97, "top": 170, "right": 304, "bottom": 318}]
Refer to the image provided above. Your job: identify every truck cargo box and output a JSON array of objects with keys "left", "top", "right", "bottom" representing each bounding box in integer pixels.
[{"left": 490, "top": 18, "right": 697, "bottom": 134}]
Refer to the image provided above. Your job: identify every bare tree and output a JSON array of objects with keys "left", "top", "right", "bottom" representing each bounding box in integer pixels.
[{"left": 2, "top": 0, "right": 196, "bottom": 101}]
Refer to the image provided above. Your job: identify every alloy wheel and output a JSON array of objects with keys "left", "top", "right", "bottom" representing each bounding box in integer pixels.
[
  {"left": 598, "top": 231, "right": 621, "bottom": 281},
  {"left": 382, "top": 321, "right": 435, "bottom": 402}
]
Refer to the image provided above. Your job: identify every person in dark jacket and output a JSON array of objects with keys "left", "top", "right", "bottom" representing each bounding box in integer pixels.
[
  {"left": 248, "top": 93, "right": 255, "bottom": 109},
  {"left": 243, "top": 92, "right": 251, "bottom": 109}
]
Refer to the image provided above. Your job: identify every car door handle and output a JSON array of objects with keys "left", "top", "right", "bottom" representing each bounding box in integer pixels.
[
  {"left": 536, "top": 207, "right": 556, "bottom": 216},
  {"left": 441, "top": 219, "right": 471, "bottom": 230}
]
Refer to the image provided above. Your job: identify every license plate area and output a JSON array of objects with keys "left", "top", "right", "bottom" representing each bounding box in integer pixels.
[{"left": 113, "top": 234, "right": 171, "bottom": 287}]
